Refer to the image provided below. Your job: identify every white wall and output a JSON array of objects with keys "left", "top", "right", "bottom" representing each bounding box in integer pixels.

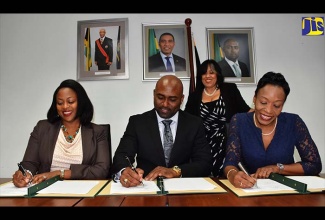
[{"left": 1, "top": 14, "right": 324, "bottom": 177}]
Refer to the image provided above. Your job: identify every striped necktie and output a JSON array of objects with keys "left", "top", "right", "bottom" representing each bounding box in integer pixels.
[{"left": 162, "top": 120, "right": 173, "bottom": 166}]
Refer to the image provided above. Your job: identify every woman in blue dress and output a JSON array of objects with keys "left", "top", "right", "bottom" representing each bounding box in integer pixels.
[{"left": 223, "top": 72, "right": 322, "bottom": 188}]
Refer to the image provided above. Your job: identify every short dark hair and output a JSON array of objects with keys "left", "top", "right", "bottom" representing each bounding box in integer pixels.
[
  {"left": 195, "top": 59, "right": 224, "bottom": 92},
  {"left": 159, "top": 32, "right": 175, "bottom": 42},
  {"left": 47, "top": 79, "right": 94, "bottom": 125},
  {"left": 254, "top": 72, "right": 290, "bottom": 102}
]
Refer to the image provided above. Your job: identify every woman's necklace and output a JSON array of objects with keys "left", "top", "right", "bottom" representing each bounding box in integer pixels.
[
  {"left": 61, "top": 124, "right": 80, "bottom": 143},
  {"left": 253, "top": 113, "right": 277, "bottom": 136},
  {"left": 204, "top": 88, "right": 218, "bottom": 97}
]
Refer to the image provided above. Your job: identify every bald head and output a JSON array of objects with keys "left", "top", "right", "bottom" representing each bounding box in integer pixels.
[
  {"left": 155, "top": 75, "right": 183, "bottom": 94},
  {"left": 154, "top": 75, "right": 184, "bottom": 119},
  {"left": 99, "top": 29, "right": 106, "bottom": 38}
]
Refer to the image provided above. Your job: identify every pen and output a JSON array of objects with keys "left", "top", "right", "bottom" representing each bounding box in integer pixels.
[
  {"left": 18, "top": 163, "right": 27, "bottom": 176},
  {"left": 238, "top": 162, "right": 258, "bottom": 188},
  {"left": 125, "top": 156, "right": 144, "bottom": 185},
  {"left": 238, "top": 162, "right": 249, "bottom": 176}
]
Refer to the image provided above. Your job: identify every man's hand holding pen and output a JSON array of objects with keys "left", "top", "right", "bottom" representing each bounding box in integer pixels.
[
  {"left": 120, "top": 156, "right": 144, "bottom": 188},
  {"left": 120, "top": 167, "right": 144, "bottom": 188}
]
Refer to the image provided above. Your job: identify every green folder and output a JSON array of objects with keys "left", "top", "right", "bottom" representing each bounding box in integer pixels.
[
  {"left": 27, "top": 175, "right": 60, "bottom": 197},
  {"left": 269, "top": 173, "right": 308, "bottom": 193}
]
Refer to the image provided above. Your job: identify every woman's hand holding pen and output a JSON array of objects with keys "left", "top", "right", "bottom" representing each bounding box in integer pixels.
[
  {"left": 120, "top": 167, "right": 144, "bottom": 188},
  {"left": 235, "top": 171, "right": 257, "bottom": 188},
  {"left": 227, "top": 165, "right": 257, "bottom": 189},
  {"left": 12, "top": 170, "right": 33, "bottom": 188}
]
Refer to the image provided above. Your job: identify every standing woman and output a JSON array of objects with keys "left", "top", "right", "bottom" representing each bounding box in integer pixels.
[
  {"left": 185, "top": 59, "right": 252, "bottom": 177},
  {"left": 12, "top": 79, "right": 111, "bottom": 187}
]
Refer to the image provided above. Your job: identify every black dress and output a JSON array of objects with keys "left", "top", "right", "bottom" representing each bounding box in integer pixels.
[{"left": 200, "top": 96, "right": 227, "bottom": 177}]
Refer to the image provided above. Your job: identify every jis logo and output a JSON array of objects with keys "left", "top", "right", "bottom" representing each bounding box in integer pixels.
[{"left": 302, "top": 17, "right": 324, "bottom": 36}]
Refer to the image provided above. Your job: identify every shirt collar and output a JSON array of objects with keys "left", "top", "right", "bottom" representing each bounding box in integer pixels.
[{"left": 155, "top": 111, "right": 179, "bottom": 124}]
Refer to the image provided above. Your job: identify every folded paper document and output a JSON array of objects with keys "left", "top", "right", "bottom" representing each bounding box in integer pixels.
[
  {"left": 0, "top": 175, "right": 109, "bottom": 198},
  {"left": 220, "top": 174, "right": 325, "bottom": 197},
  {"left": 98, "top": 177, "right": 227, "bottom": 196}
]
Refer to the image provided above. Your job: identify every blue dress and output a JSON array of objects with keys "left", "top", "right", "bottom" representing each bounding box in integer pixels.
[{"left": 223, "top": 112, "right": 322, "bottom": 175}]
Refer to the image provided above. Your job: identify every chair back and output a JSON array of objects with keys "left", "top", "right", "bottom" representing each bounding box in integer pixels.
[{"left": 99, "top": 124, "right": 112, "bottom": 178}]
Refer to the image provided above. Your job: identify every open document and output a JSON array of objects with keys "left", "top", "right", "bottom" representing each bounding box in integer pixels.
[
  {"left": 220, "top": 175, "right": 325, "bottom": 197},
  {"left": 98, "top": 177, "right": 227, "bottom": 196},
  {"left": 0, "top": 178, "right": 108, "bottom": 197}
]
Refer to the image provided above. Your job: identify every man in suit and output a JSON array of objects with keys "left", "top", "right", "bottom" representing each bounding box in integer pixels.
[
  {"left": 111, "top": 75, "right": 212, "bottom": 187},
  {"left": 95, "top": 28, "right": 113, "bottom": 70},
  {"left": 218, "top": 38, "right": 250, "bottom": 77},
  {"left": 148, "top": 32, "right": 186, "bottom": 72}
]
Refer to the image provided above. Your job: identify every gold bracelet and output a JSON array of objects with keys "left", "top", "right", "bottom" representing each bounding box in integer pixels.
[
  {"left": 226, "top": 168, "right": 237, "bottom": 179},
  {"left": 60, "top": 169, "right": 65, "bottom": 179}
]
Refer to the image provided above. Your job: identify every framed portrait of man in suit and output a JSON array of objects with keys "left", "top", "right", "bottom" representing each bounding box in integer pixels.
[
  {"left": 142, "top": 22, "right": 190, "bottom": 81},
  {"left": 206, "top": 27, "right": 256, "bottom": 85},
  {"left": 77, "top": 18, "right": 129, "bottom": 81}
]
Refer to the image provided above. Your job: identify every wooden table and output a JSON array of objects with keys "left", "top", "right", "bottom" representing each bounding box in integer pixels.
[
  {"left": 74, "top": 196, "right": 125, "bottom": 207},
  {"left": 75, "top": 195, "right": 168, "bottom": 207},
  {"left": 1, "top": 177, "right": 324, "bottom": 207}
]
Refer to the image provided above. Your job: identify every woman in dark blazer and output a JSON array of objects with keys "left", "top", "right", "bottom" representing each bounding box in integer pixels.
[
  {"left": 12, "top": 79, "right": 111, "bottom": 187},
  {"left": 185, "top": 59, "right": 252, "bottom": 177}
]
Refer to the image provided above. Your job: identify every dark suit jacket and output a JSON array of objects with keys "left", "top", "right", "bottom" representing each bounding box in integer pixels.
[
  {"left": 111, "top": 109, "right": 212, "bottom": 177},
  {"left": 148, "top": 53, "right": 186, "bottom": 72},
  {"left": 218, "top": 59, "right": 250, "bottom": 77},
  {"left": 184, "top": 83, "right": 251, "bottom": 123},
  {"left": 20, "top": 120, "right": 111, "bottom": 179},
  {"left": 95, "top": 37, "right": 113, "bottom": 64}
]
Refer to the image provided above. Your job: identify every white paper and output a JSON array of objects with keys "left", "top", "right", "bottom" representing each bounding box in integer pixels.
[
  {"left": 164, "top": 178, "right": 216, "bottom": 191},
  {"left": 241, "top": 179, "right": 294, "bottom": 192},
  {"left": 287, "top": 176, "right": 325, "bottom": 189},
  {"left": 0, "top": 182, "right": 28, "bottom": 196},
  {"left": 109, "top": 180, "right": 160, "bottom": 194},
  {"left": 241, "top": 176, "right": 325, "bottom": 193},
  {"left": 37, "top": 180, "right": 99, "bottom": 194}
]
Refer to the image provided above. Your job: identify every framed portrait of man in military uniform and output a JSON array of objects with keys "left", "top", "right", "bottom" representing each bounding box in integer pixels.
[{"left": 77, "top": 18, "right": 129, "bottom": 81}]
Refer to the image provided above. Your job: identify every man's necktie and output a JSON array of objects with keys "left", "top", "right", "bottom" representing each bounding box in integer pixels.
[
  {"left": 165, "top": 57, "right": 173, "bottom": 72},
  {"left": 162, "top": 120, "right": 173, "bottom": 166},
  {"left": 233, "top": 64, "right": 241, "bottom": 77}
]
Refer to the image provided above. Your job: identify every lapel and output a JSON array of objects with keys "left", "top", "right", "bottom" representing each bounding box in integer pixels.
[
  {"left": 169, "top": 110, "right": 187, "bottom": 165},
  {"left": 147, "top": 109, "right": 166, "bottom": 165},
  {"left": 81, "top": 124, "right": 93, "bottom": 163},
  {"left": 48, "top": 121, "right": 61, "bottom": 163}
]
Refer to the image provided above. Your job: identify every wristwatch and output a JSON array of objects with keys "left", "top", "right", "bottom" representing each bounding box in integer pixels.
[
  {"left": 277, "top": 163, "right": 284, "bottom": 174},
  {"left": 172, "top": 166, "right": 182, "bottom": 177}
]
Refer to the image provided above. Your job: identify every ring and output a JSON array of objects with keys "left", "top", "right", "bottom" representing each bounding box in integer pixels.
[
  {"left": 124, "top": 178, "right": 128, "bottom": 183},
  {"left": 240, "top": 182, "right": 242, "bottom": 186}
]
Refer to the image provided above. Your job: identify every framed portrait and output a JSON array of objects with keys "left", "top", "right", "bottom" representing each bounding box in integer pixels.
[
  {"left": 206, "top": 27, "right": 256, "bottom": 85},
  {"left": 77, "top": 18, "right": 129, "bottom": 81},
  {"left": 142, "top": 22, "right": 190, "bottom": 81}
]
